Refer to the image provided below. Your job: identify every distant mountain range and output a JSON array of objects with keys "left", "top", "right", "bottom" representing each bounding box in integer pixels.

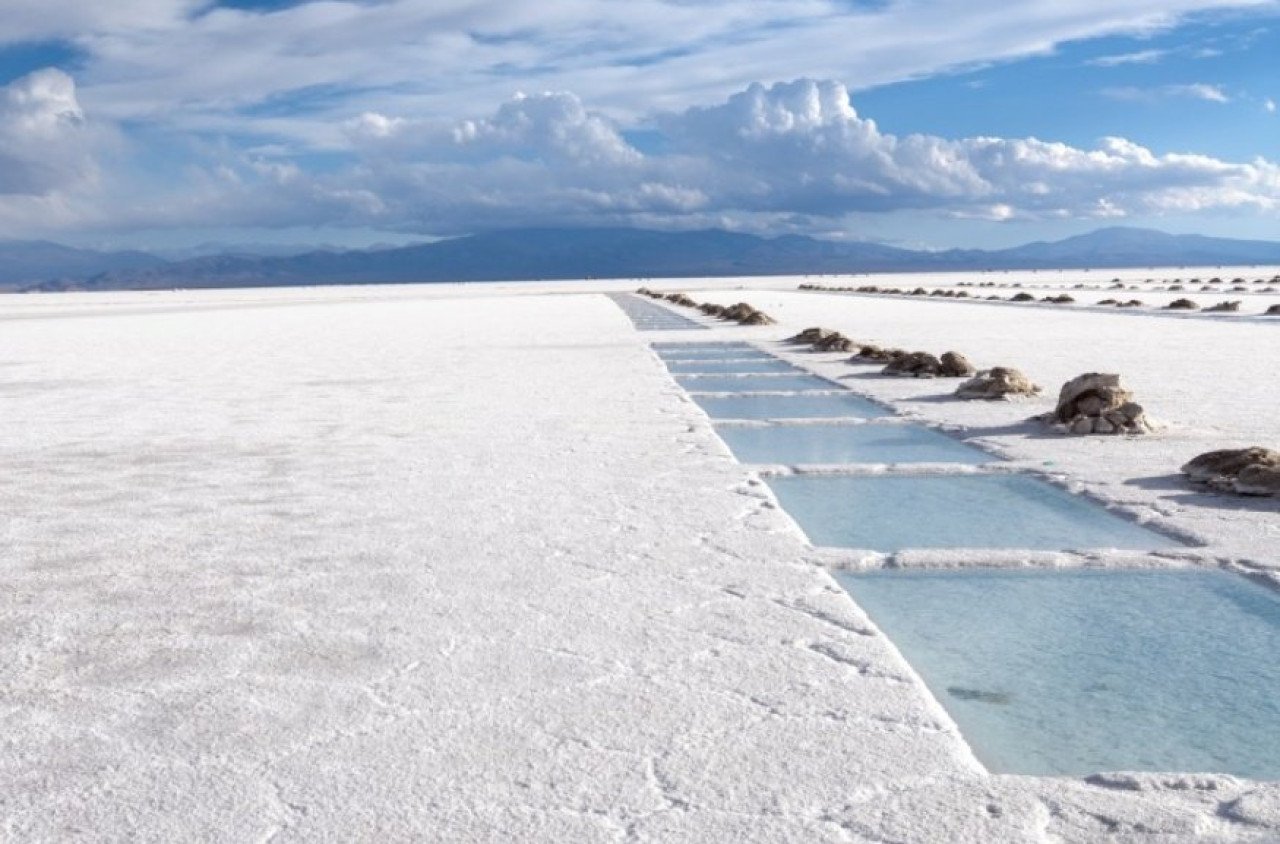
[{"left": 5, "top": 226, "right": 1280, "bottom": 292}]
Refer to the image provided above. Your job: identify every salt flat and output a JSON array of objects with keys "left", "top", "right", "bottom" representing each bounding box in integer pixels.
[{"left": 1, "top": 280, "right": 1278, "bottom": 842}]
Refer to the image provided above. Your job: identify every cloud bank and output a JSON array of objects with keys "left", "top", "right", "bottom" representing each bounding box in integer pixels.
[{"left": 9, "top": 76, "right": 1266, "bottom": 238}]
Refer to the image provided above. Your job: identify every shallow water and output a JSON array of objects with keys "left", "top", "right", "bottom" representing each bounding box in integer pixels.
[
  {"left": 665, "top": 360, "right": 801, "bottom": 374},
  {"left": 651, "top": 342, "right": 756, "bottom": 352},
  {"left": 607, "top": 294, "right": 706, "bottom": 330},
  {"left": 692, "top": 393, "right": 893, "bottom": 420},
  {"left": 656, "top": 349, "right": 778, "bottom": 361},
  {"left": 716, "top": 423, "right": 993, "bottom": 465},
  {"left": 676, "top": 374, "right": 840, "bottom": 393},
  {"left": 836, "top": 568, "right": 1280, "bottom": 778},
  {"left": 767, "top": 473, "right": 1181, "bottom": 551}
]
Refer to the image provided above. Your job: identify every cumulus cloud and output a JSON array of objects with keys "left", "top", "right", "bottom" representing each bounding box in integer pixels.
[
  {"left": 657, "top": 80, "right": 1275, "bottom": 219},
  {"left": 3, "top": 75, "right": 1278, "bottom": 238},
  {"left": 39, "top": 0, "right": 1272, "bottom": 144},
  {"left": 0, "top": 68, "right": 100, "bottom": 195},
  {"left": 268, "top": 78, "right": 1277, "bottom": 235}
]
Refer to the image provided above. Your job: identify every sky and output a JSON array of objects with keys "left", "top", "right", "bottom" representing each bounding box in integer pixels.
[{"left": 0, "top": 0, "right": 1277, "bottom": 252}]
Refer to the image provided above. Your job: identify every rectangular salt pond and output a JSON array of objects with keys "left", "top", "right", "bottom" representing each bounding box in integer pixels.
[
  {"left": 835, "top": 568, "right": 1280, "bottom": 778},
  {"left": 652, "top": 342, "right": 756, "bottom": 351},
  {"left": 767, "top": 473, "right": 1180, "bottom": 552},
  {"left": 654, "top": 347, "right": 770, "bottom": 361},
  {"left": 694, "top": 393, "right": 893, "bottom": 420},
  {"left": 715, "top": 423, "right": 993, "bottom": 465},
  {"left": 676, "top": 374, "right": 840, "bottom": 393},
  {"left": 665, "top": 360, "right": 799, "bottom": 375}
]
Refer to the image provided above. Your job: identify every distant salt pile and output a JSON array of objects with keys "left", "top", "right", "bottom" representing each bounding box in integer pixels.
[
  {"left": 813, "top": 332, "right": 858, "bottom": 352},
  {"left": 881, "top": 350, "right": 976, "bottom": 378},
  {"left": 1165, "top": 298, "right": 1199, "bottom": 311},
  {"left": 787, "top": 326, "right": 835, "bottom": 344},
  {"left": 1043, "top": 373, "right": 1154, "bottom": 435},
  {"left": 1182, "top": 447, "right": 1280, "bottom": 497},
  {"left": 739, "top": 310, "right": 777, "bottom": 326},
  {"left": 1203, "top": 301, "right": 1241, "bottom": 313},
  {"left": 784, "top": 325, "right": 858, "bottom": 351},
  {"left": 1265, "top": 305, "right": 1280, "bottom": 316},
  {"left": 852, "top": 344, "right": 905, "bottom": 362},
  {"left": 882, "top": 351, "right": 941, "bottom": 377},
  {"left": 939, "top": 352, "right": 977, "bottom": 376},
  {"left": 716, "top": 302, "right": 777, "bottom": 325},
  {"left": 955, "top": 367, "right": 1041, "bottom": 400},
  {"left": 653, "top": 294, "right": 778, "bottom": 326}
]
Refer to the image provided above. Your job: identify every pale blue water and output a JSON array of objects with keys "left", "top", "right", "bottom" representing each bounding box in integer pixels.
[
  {"left": 666, "top": 360, "right": 801, "bottom": 374},
  {"left": 608, "top": 294, "right": 706, "bottom": 330},
  {"left": 676, "top": 374, "right": 840, "bottom": 393},
  {"left": 767, "top": 473, "right": 1181, "bottom": 551},
  {"left": 653, "top": 347, "right": 768, "bottom": 361},
  {"left": 693, "top": 393, "right": 893, "bottom": 420},
  {"left": 657, "top": 350, "right": 778, "bottom": 361},
  {"left": 716, "top": 423, "right": 994, "bottom": 465},
  {"left": 652, "top": 342, "right": 756, "bottom": 352},
  {"left": 836, "top": 569, "right": 1280, "bottom": 778}
]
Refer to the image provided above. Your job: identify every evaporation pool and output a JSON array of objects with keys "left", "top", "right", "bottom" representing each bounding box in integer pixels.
[
  {"left": 665, "top": 360, "right": 800, "bottom": 374},
  {"left": 716, "top": 423, "right": 993, "bottom": 465},
  {"left": 654, "top": 348, "right": 772, "bottom": 362},
  {"left": 652, "top": 342, "right": 756, "bottom": 352},
  {"left": 767, "top": 473, "right": 1181, "bottom": 551},
  {"left": 693, "top": 393, "right": 893, "bottom": 420},
  {"left": 676, "top": 374, "right": 840, "bottom": 393},
  {"left": 835, "top": 568, "right": 1280, "bottom": 778}
]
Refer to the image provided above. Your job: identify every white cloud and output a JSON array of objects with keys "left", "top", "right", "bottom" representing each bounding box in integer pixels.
[
  {"left": 1088, "top": 48, "right": 1169, "bottom": 66},
  {"left": 1266, "top": 98, "right": 1277, "bottom": 113},
  {"left": 39, "top": 0, "right": 1272, "bottom": 146},
  {"left": 1168, "top": 83, "right": 1231, "bottom": 102},
  {"left": 1102, "top": 82, "right": 1231, "bottom": 102},
  {"left": 0, "top": 68, "right": 100, "bottom": 196},
  {"left": 4, "top": 75, "right": 1278, "bottom": 239}
]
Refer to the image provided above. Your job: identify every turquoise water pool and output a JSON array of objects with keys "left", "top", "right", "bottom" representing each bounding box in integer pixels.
[
  {"left": 692, "top": 393, "right": 893, "bottom": 420},
  {"left": 716, "top": 423, "right": 994, "bottom": 465},
  {"left": 665, "top": 359, "right": 801, "bottom": 374},
  {"left": 836, "top": 568, "right": 1280, "bottom": 778},
  {"left": 676, "top": 374, "right": 841, "bottom": 393},
  {"left": 767, "top": 473, "right": 1182, "bottom": 552}
]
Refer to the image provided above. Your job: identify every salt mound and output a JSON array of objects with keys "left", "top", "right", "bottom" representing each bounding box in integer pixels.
[
  {"left": 1043, "top": 372, "right": 1154, "bottom": 435},
  {"left": 1182, "top": 447, "right": 1280, "bottom": 496},
  {"left": 955, "top": 367, "right": 1041, "bottom": 400}
]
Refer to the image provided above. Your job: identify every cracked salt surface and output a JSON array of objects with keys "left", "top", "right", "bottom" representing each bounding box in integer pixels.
[{"left": 2, "top": 281, "right": 1278, "bottom": 843}]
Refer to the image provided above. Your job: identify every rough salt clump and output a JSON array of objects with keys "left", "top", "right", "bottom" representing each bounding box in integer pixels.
[
  {"left": 1043, "top": 372, "right": 1154, "bottom": 435},
  {"left": 787, "top": 327, "right": 835, "bottom": 344},
  {"left": 1182, "top": 447, "right": 1280, "bottom": 497},
  {"left": 955, "top": 367, "right": 1041, "bottom": 400},
  {"left": 882, "top": 351, "right": 943, "bottom": 378},
  {"left": 813, "top": 332, "right": 859, "bottom": 352},
  {"left": 852, "top": 344, "right": 905, "bottom": 362},
  {"left": 880, "top": 350, "right": 976, "bottom": 379}
]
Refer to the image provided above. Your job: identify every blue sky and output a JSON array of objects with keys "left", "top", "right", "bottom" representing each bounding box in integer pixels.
[{"left": 0, "top": 0, "right": 1277, "bottom": 251}]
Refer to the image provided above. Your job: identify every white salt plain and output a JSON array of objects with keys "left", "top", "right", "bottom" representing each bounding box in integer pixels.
[{"left": 2, "top": 275, "right": 1279, "bottom": 842}]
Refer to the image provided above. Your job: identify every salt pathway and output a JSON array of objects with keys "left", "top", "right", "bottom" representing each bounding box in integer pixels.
[{"left": 1, "top": 285, "right": 1276, "bottom": 842}]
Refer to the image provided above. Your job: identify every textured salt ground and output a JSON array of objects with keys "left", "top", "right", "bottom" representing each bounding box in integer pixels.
[{"left": 0, "top": 285, "right": 1277, "bottom": 843}]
